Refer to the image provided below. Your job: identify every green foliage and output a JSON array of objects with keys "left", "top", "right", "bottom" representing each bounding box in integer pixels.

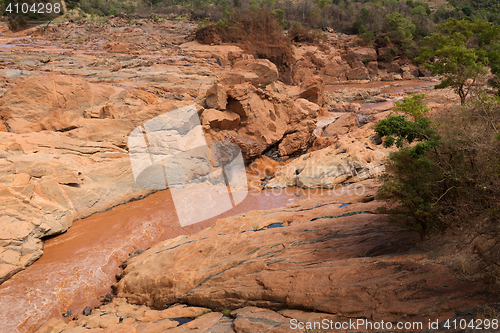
[
  {"left": 376, "top": 150, "right": 444, "bottom": 239},
  {"left": 377, "top": 91, "right": 500, "bottom": 239},
  {"left": 384, "top": 12, "right": 416, "bottom": 53},
  {"left": 222, "top": 308, "right": 231, "bottom": 317},
  {"left": 393, "top": 93, "right": 429, "bottom": 121},
  {"left": 375, "top": 94, "right": 444, "bottom": 238},
  {"left": 375, "top": 94, "right": 440, "bottom": 158},
  {"left": 415, "top": 18, "right": 500, "bottom": 104}
]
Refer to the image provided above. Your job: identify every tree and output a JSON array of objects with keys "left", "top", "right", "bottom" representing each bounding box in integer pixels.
[
  {"left": 384, "top": 12, "right": 415, "bottom": 53},
  {"left": 375, "top": 94, "right": 443, "bottom": 239},
  {"left": 415, "top": 18, "right": 500, "bottom": 105}
]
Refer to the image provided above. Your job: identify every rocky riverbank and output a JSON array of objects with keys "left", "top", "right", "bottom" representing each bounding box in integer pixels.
[
  {"left": 35, "top": 180, "right": 497, "bottom": 333},
  {"left": 1, "top": 16, "right": 494, "bottom": 333}
]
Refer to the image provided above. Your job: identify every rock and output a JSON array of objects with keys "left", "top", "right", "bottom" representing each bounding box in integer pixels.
[
  {"left": 377, "top": 47, "right": 397, "bottom": 61},
  {"left": 344, "top": 47, "right": 377, "bottom": 65},
  {"left": 34, "top": 318, "right": 67, "bottom": 333},
  {"left": 110, "top": 180, "right": 490, "bottom": 324},
  {"left": 83, "top": 306, "right": 93, "bottom": 316},
  {"left": 351, "top": 60, "right": 364, "bottom": 69},
  {"left": 218, "top": 70, "right": 260, "bottom": 88},
  {"left": 366, "top": 61, "right": 379, "bottom": 75},
  {"left": 418, "top": 64, "right": 431, "bottom": 77},
  {"left": 207, "top": 82, "right": 318, "bottom": 160},
  {"left": 308, "top": 136, "right": 338, "bottom": 153},
  {"left": 298, "top": 76, "right": 325, "bottom": 106},
  {"left": 201, "top": 109, "right": 240, "bottom": 130},
  {"left": 388, "top": 61, "right": 401, "bottom": 73},
  {"left": 205, "top": 82, "right": 227, "bottom": 110},
  {"left": 103, "top": 42, "right": 138, "bottom": 53},
  {"left": 84, "top": 103, "right": 117, "bottom": 119},
  {"left": 277, "top": 99, "right": 318, "bottom": 157},
  {"left": 267, "top": 123, "right": 388, "bottom": 189},
  {"left": 402, "top": 64, "right": 419, "bottom": 77},
  {"left": 346, "top": 66, "right": 370, "bottom": 80},
  {"left": 62, "top": 310, "right": 72, "bottom": 317},
  {"left": 232, "top": 59, "right": 278, "bottom": 87},
  {"left": 324, "top": 113, "right": 359, "bottom": 136},
  {"left": 0, "top": 76, "right": 126, "bottom": 133},
  {"left": 381, "top": 73, "right": 396, "bottom": 81}
]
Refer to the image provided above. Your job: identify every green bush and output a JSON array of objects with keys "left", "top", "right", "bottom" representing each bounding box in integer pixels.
[
  {"left": 376, "top": 92, "right": 500, "bottom": 239},
  {"left": 375, "top": 94, "right": 442, "bottom": 238}
]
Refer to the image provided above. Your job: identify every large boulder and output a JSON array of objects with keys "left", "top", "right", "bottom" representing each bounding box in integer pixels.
[
  {"left": 201, "top": 109, "right": 240, "bottom": 130},
  {"left": 324, "top": 113, "right": 359, "bottom": 136},
  {"left": 232, "top": 59, "right": 279, "bottom": 87},
  {"left": 0, "top": 76, "right": 126, "bottom": 133},
  {"left": 346, "top": 66, "right": 370, "bottom": 80},
  {"left": 205, "top": 82, "right": 227, "bottom": 110},
  {"left": 203, "top": 70, "right": 319, "bottom": 161},
  {"left": 298, "top": 76, "right": 325, "bottom": 106},
  {"left": 266, "top": 122, "right": 389, "bottom": 189},
  {"left": 344, "top": 47, "right": 378, "bottom": 65}
]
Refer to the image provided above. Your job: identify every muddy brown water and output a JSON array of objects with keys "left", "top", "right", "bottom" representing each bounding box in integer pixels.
[
  {"left": 0, "top": 186, "right": 328, "bottom": 333},
  {"left": 326, "top": 79, "right": 437, "bottom": 94}
]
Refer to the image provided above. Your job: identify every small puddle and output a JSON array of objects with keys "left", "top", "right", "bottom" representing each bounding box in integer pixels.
[{"left": 172, "top": 317, "right": 193, "bottom": 325}]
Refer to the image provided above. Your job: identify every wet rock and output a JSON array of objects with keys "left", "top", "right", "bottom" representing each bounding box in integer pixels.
[{"left": 83, "top": 306, "right": 93, "bottom": 316}]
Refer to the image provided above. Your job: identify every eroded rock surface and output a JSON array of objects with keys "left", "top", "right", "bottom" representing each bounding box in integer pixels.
[{"left": 37, "top": 181, "right": 494, "bottom": 333}]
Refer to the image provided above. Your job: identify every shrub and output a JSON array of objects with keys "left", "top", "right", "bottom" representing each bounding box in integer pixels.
[
  {"left": 375, "top": 94, "right": 442, "bottom": 238},
  {"left": 376, "top": 92, "right": 500, "bottom": 239},
  {"left": 202, "top": 8, "right": 294, "bottom": 80}
]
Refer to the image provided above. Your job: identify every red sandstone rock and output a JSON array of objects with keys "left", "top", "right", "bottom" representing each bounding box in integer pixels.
[
  {"left": 346, "top": 66, "right": 370, "bottom": 80},
  {"left": 324, "top": 113, "right": 359, "bottom": 136},
  {"left": 205, "top": 82, "right": 227, "bottom": 110},
  {"left": 344, "top": 47, "right": 378, "bottom": 65},
  {"left": 111, "top": 181, "right": 491, "bottom": 324},
  {"left": 298, "top": 75, "right": 325, "bottom": 106},
  {"left": 201, "top": 108, "right": 240, "bottom": 130},
  {"left": 232, "top": 59, "right": 279, "bottom": 87},
  {"left": 103, "top": 42, "right": 138, "bottom": 53}
]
